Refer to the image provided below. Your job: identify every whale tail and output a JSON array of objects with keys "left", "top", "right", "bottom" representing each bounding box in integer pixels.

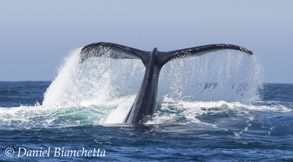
[
  {"left": 80, "top": 42, "right": 253, "bottom": 124},
  {"left": 80, "top": 42, "right": 252, "bottom": 66}
]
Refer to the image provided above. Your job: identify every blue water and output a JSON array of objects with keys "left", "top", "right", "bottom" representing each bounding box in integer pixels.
[{"left": 0, "top": 81, "right": 292, "bottom": 161}]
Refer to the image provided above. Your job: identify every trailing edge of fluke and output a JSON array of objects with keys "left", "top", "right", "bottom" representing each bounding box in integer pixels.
[{"left": 80, "top": 42, "right": 253, "bottom": 124}]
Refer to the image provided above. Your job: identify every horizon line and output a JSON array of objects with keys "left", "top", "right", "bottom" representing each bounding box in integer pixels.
[{"left": 0, "top": 80, "right": 292, "bottom": 85}]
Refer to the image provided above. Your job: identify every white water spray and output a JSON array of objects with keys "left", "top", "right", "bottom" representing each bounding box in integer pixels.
[
  {"left": 158, "top": 50, "right": 262, "bottom": 103},
  {"left": 0, "top": 47, "right": 267, "bottom": 128},
  {"left": 42, "top": 48, "right": 262, "bottom": 124},
  {"left": 42, "top": 48, "right": 146, "bottom": 123},
  {"left": 43, "top": 48, "right": 145, "bottom": 107}
]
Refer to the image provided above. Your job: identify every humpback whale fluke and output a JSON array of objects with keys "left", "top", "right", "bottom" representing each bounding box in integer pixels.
[{"left": 80, "top": 42, "right": 253, "bottom": 124}]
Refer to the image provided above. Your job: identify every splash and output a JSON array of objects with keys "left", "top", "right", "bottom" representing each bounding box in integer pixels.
[
  {"left": 42, "top": 49, "right": 262, "bottom": 124},
  {"left": 158, "top": 50, "right": 263, "bottom": 103},
  {"left": 43, "top": 48, "right": 145, "bottom": 107},
  {"left": 0, "top": 48, "right": 269, "bottom": 129},
  {"left": 40, "top": 48, "right": 146, "bottom": 124}
]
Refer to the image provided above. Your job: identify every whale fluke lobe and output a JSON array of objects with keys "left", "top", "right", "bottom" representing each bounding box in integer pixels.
[
  {"left": 158, "top": 44, "right": 253, "bottom": 66},
  {"left": 80, "top": 42, "right": 253, "bottom": 124},
  {"left": 80, "top": 42, "right": 149, "bottom": 65}
]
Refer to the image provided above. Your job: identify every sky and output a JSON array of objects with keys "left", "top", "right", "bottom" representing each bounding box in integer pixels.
[{"left": 0, "top": 0, "right": 292, "bottom": 83}]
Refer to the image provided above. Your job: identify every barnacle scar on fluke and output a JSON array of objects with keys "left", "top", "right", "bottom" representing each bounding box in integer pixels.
[{"left": 80, "top": 42, "right": 253, "bottom": 124}]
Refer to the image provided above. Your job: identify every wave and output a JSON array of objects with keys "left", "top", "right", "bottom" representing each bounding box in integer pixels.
[{"left": 0, "top": 99, "right": 291, "bottom": 130}]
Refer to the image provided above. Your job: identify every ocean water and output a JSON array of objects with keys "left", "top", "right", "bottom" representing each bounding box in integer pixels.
[{"left": 0, "top": 49, "right": 293, "bottom": 161}]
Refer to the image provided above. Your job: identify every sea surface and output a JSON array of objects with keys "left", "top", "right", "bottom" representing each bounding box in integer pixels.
[
  {"left": 1, "top": 50, "right": 293, "bottom": 161},
  {"left": 0, "top": 82, "right": 293, "bottom": 162}
]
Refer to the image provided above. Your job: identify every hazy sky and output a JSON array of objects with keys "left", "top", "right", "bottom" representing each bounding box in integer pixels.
[{"left": 0, "top": 0, "right": 292, "bottom": 83}]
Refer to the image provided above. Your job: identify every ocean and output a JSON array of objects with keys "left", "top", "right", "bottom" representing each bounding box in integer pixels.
[{"left": 0, "top": 49, "right": 292, "bottom": 161}]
